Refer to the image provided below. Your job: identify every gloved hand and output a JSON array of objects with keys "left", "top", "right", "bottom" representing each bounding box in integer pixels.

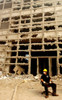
[
  {"left": 49, "top": 81, "right": 53, "bottom": 84},
  {"left": 43, "top": 81, "right": 49, "bottom": 86},
  {"left": 45, "top": 82, "right": 49, "bottom": 86}
]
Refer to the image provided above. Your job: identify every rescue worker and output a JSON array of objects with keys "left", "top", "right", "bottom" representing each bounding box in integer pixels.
[{"left": 41, "top": 69, "right": 58, "bottom": 98}]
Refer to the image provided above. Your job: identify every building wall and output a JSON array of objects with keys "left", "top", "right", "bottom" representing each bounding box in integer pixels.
[{"left": 0, "top": 0, "right": 62, "bottom": 75}]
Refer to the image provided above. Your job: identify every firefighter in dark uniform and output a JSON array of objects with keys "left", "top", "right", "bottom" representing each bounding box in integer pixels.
[{"left": 41, "top": 69, "right": 58, "bottom": 98}]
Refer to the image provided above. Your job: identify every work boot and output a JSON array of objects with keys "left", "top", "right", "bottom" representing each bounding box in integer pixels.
[
  {"left": 52, "top": 89, "right": 58, "bottom": 96},
  {"left": 45, "top": 95, "right": 49, "bottom": 98},
  {"left": 52, "top": 93, "right": 59, "bottom": 96}
]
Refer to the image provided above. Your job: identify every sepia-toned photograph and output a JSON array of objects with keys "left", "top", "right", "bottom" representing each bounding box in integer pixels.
[{"left": 0, "top": 0, "right": 62, "bottom": 100}]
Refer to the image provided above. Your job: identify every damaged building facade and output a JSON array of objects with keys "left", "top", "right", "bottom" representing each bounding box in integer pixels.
[{"left": 0, "top": 0, "right": 62, "bottom": 76}]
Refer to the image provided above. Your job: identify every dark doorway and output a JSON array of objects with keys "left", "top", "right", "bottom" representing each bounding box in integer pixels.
[
  {"left": 31, "top": 59, "right": 37, "bottom": 76},
  {"left": 52, "top": 58, "right": 57, "bottom": 76},
  {"left": 39, "top": 58, "right": 49, "bottom": 74},
  {"left": 9, "top": 65, "right": 15, "bottom": 73},
  {"left": 9, "top": 45, "right": 17, "bottom": 73},
  {"left": 60, "top": 66, "right": 62, "bottom": 74}
]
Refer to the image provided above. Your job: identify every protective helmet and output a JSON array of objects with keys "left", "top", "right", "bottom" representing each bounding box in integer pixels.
[{"left": 43, "top": 69, "right": 47, "bottom": 72}]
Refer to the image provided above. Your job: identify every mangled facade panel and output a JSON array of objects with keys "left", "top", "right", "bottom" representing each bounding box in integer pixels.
[{"left": 0, "top": 0, "right": 62, "bottom": 76}]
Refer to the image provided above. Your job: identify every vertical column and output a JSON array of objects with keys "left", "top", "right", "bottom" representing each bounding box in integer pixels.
[
  {"left": 3, "top": 43, "right": 7, "bottom": 73},
  {"left": 49, "top": 58, "right": 52, "bottom": 76},
  {"left": 42, "top": 0, "right": 44, "bottom": 50},
  {"left": 54, "top": 2, "right": 60, "bottom": 75},
  {"left": 37, "top": 58, "right": 39, "bottom": 74},
  {"left": 28, "top": 0, "right": 32, "bottom": 74},
  {"left": 15, "top": 35, "right": 19, "bottom": 70},
  {"left": 28, "top": 41, "right": 31, "bottom": 74},
  {"left": 57, "top": 50, "right": 60, "bottom": 75}
]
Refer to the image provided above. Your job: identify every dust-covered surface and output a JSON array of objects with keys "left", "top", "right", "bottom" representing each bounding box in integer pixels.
[{"left": 0, "top": 74, "right": 62, "bottom": 100}]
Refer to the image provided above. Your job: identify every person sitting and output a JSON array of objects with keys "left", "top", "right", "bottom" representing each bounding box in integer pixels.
[{"left": 40, "top": 69, "right": 58, "bottom": 98}]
